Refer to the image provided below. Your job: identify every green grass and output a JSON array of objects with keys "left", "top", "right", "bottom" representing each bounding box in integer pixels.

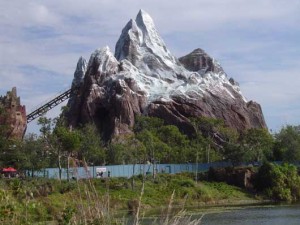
[{"left": 0, "top": 173, "right": 260, "bottom": 224}]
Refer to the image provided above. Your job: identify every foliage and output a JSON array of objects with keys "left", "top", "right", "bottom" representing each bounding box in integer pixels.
[
  {"left": 79, "top": 123, "right": 105, "bottom": 165},
  {"left": 3, "top": 101, "right": 300, "bottom": 176},
  {"left": 54, "top": 126, "right": 81, "bottom": 154},
  {"left": 255, "top": 162, "right": 300, "bottom": 201},
  {"left": 273, "top": 125, "right": 300, "bottom": 162},
  {"left": 134, "top": 115, "right": 164, "bottom": 133},
  {"left": 38, "top": 117, "right": 52, "bottom": 138},
  {"left": 109, "top": 135, "right": 146, "bottom": 165},
  {"left": 0, "top": 174, "right": 256, "bottom": 224},
  {"left": 19, "top": 134, "right": 48, "bottom": 173},
  {"left": 136, "top": 129, "right": 170, "bottom": 163},
  {"left": 191, "top": 117, "right": 238, "bottom": 163},
  {"left": 156, "top": 125, "right": 189, "bottom": 162},
  {"left": 242, "top": 128, "right": 274, "bottom": 162}
]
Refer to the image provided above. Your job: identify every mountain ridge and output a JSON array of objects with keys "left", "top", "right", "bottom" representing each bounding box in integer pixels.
[{"left": 66, "top": 10, "right": 266, "bottom": 140}]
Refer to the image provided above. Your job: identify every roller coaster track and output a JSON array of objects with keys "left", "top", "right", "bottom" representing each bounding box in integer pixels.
[{"left": 26, "top": 87, "right": 78, "bottom": 123}]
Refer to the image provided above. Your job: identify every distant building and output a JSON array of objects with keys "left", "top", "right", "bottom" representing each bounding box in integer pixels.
[{"left": 0, "top": 87, "right": 27, "bottom": 139}]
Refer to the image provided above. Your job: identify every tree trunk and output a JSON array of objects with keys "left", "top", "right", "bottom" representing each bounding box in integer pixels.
[
  {"left": 58, "top": 153, "right": 62, "bottom": 181},
  {"left": 131, "top": 163, "right": 136, "bottom": 190},
  {"left": 67, "top": 153, "right": 71, "bottom": 181}
]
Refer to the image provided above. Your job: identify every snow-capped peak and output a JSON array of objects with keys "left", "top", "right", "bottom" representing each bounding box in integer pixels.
[
  {"left": 67, "top": 10, "right": 265, "bottom": 141},
  {"left": 81, "top": 10, "right": 248, "bottom": 104},
  {"left": 115, "top": 9, "right": 182, "bottom": 79},
  {"left": 87, "top": 46, "right": 119, "bottom": 75},
  {"left": 134, "top": 9, "right": 169, "bottom": 54},
  {"left": 72, "top": 56, "right": 87, "bottom": 87},
  {"left": 136, "top": 9, "right": 155, "bottom": 30}
]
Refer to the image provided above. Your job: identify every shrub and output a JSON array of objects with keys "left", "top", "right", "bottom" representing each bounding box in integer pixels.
[
  {"left": 255, "top": 162, "right": 300, "bottom": 201},
  {"left": 58, "top": 181, "right": 76, "bottom": 194},
  {"left": 171, "top": 178, "right": 195, "bottom": 188}
]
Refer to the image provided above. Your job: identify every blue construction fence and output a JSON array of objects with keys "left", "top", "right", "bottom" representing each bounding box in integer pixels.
[
  {"left": 29, "top": 161, "right": 300, "bottom": 180},
  {"left": 29, "top": 162, "right": 234, "bottom": 180}
]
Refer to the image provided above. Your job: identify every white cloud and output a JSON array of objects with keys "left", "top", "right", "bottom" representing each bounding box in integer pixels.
[{"left": 1, "top": 0, "right": 300, "bottom": 134}]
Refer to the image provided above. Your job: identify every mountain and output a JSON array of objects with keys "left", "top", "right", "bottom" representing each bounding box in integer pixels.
[{"left": 66, "top": 10, "right": 266, "bottom": 140}]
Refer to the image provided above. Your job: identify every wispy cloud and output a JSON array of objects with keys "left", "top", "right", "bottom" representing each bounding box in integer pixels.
[{"left": 0, "top": 0, "right": 299, "bottom": 133}]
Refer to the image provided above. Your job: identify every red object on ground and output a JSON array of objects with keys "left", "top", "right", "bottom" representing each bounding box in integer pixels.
[{"left": 2, "top": 167, "right": 17, "bottom": 172}]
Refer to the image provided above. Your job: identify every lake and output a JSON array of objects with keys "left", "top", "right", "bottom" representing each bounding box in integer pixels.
[
  {"left": 200, "top": 204, "right": 300, "bottom": 225},
  {"left": 134, "top": 204, "right": 300, "bottom": 225}
]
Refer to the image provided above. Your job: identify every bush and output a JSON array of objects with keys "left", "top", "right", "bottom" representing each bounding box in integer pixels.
[
  {"left": 108, "top": 178, "right": 130, "bottom": 190},
  {"left": 171, "top": 178, "right": 195, "bottom": 188},
  {"left": 255, "top": 162, "right": 300, "bottom": 201},
  {"left": 57, "top": 181, "right": 76, "bottom": 194}
]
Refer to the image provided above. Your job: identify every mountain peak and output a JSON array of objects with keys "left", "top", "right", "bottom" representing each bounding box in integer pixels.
[
  {"left": 72, "top": 56, "right": 87, "bottom": 87},
  {"left": 66, "top": 10, "right": 266, "bottom": 140},
  {"left": 135, "top": 9, "right": 155, "bottom": 31},
  {"left": 86, "top": 46, "right": 118, "bottom": 76},
  {"left": 115, "top": 9, "right": 183, "bottom": 83}
]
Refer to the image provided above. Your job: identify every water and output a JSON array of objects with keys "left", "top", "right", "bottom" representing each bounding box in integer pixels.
[
  {"left": 127, "top": 204, "right": 300, "bottom": 225},
  {"left": 200, "top": 204, "right": 300, "bottom": 225}
]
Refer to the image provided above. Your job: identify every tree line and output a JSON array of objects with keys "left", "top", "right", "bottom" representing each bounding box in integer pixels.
[{"left": 1, "top": 106, "right": 300, "bottom": 177}]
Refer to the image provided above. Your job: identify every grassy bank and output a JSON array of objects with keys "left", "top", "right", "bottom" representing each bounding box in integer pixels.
[{"left": 0, "top": 173, "right": 262, "bottom": 224}]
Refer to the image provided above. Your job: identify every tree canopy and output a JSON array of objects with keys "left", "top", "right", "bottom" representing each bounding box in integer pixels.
[{"left": 1, "top": 108, "right": 300, "bottom": 173}]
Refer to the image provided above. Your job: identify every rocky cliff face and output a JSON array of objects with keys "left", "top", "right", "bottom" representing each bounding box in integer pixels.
[
  {"left": 0, "top": 87, "right": 27, "bottom": 139},
  {"left": 66, "top": 10, "right": 266, "bottom": 140}
]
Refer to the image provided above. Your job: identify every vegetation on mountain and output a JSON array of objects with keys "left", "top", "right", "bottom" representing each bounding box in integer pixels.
[{"left": 1, "top": 112, "right": 300, "bottom": 173}]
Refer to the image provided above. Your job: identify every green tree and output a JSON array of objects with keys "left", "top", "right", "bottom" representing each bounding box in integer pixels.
[
  {"left": 54, "top": 126, "right": 81, "bottom": 180},
  {"left": 189, "top": 134, "right": 209, "bottom": 163},
  {"left": 157, "top": 125, "right": 189, "bottom": 162},
  {"left": 79, "top": 123, "right": 105, "bottom": 166},
  {"left": 274, "top": 125, "right": 300, "bottom": 162},
  {"left": 136, "top": 130, "right": 170, "bottom": 179},
  {"left": 255, "top": 162, "right": 300, "bottom": 201},
  {"left": 55, "top": 126, "right": 81, "bottom": 154},
  {"left": 134, "top": 116, "right": 164, "bottom": 133},
  {"left": 19, "top": 133, "right": 46, "bottom": 177},
  {"left": 190, "top": 117, "right": 229, "bottom": 163},
  {"left": 38, "top": 117, "right": 52, "bottom": 138},
  {"left": 136, "top": 130, "right": 170, "bottom": 164},
  {"left": 134, "top": 116, "right": 171, "bottom": 163},
  {"left": 107, "top": 142, "right": 126, "bottom": 165},
  {"left": 0, "top": 139, "right": 20, "bottom": 168},
  {"left": 37, "top": 116, "right": 56, "bottom": 164},
  {"left": 122, "top": 135, "right": 146, "bottom": 189},
  {"left": 242, "top": 128, "right": 274, "bottom": 162},
  {"left": 190, "top": 117, "right": 224, "bottom": 138},
  {"left": 220, "top": 127, "right": 244, "bottom": 166},
  {"left": 37, "top": 115, "right": 81, "bottom": 180}
]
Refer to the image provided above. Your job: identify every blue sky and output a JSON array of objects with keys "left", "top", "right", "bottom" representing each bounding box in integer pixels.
[{"left": 1, "top": 0, "right": 299, "bottom": 134}]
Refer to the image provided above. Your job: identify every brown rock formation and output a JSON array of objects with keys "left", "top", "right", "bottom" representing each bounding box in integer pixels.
[
  {"left": 0, "top": 87, "right": 27, "bottom": 139},
  {"left": 66, "top": 10, "right": 266, "bottom": 141}
]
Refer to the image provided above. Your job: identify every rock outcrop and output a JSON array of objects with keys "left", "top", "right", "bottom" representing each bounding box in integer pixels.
[
  {"left": 66, "top": 10, "right": 266, "bottom": 141},
  {"left": 0, "top": 87, "right": 27, "bottom": 139}
]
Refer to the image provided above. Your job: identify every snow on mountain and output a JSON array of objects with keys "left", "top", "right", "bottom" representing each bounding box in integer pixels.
[
  {"left": 113, "top": 9, "right": 245, "bottom": 103},
  {"left": 67, "top": 9, "right": 266, "bottom": 140},
  {"left": 72, "top": 56, "right": 87, "bottom": 88}
]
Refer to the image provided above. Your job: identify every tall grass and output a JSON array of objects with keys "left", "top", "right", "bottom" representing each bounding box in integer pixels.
[
  {"left": 12, "top": 164, "right": 272, "bottom": 225},
  {"left": 58, "top": 161, "right": 203, "bottom": 225}
]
